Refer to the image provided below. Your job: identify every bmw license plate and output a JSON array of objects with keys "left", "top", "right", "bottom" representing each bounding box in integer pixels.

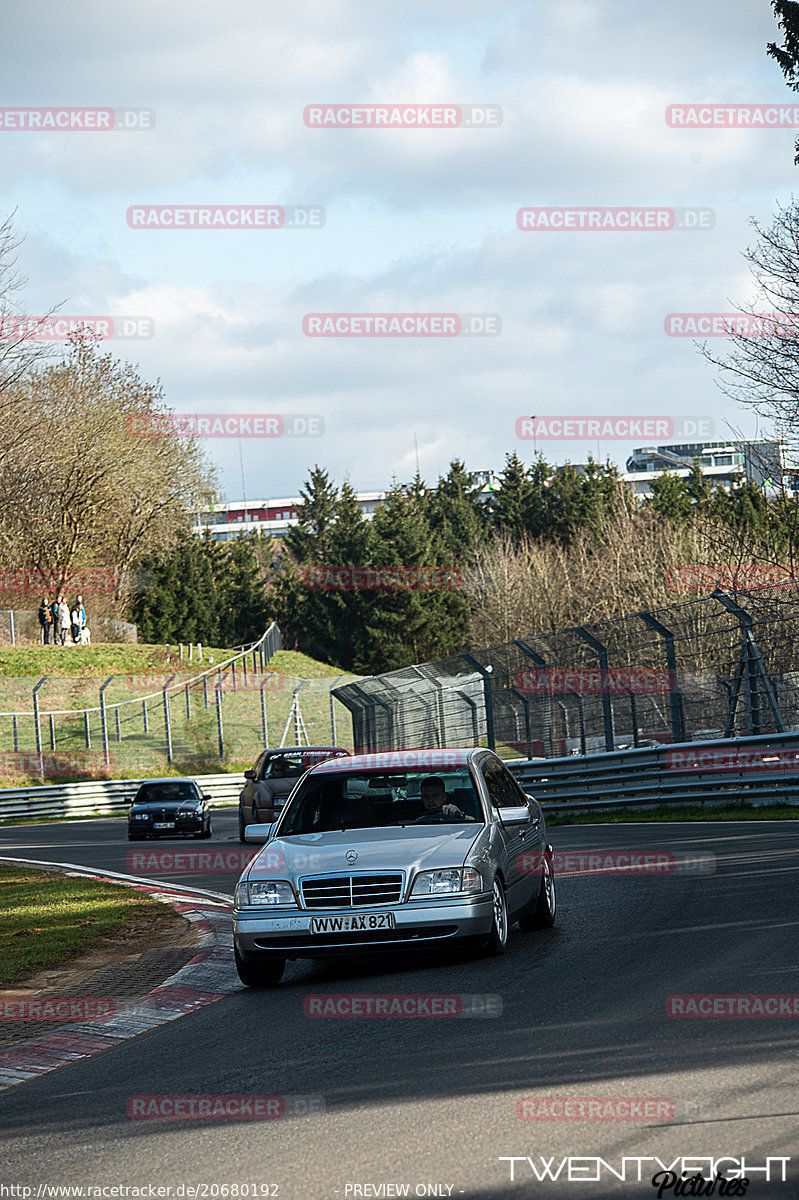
[
  {"left": 309, "top": 912, "right": 395, "bottom": 934},
  {"left": 153, "top": 822, "right": 174, "bottom": 829}
]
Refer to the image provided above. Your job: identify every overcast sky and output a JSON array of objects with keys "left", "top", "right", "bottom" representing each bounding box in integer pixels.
[{"left": 2, "top": 0, "right": 795, "bottom": 502}]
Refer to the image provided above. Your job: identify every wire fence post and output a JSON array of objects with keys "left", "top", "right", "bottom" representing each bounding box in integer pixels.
[
  {"left": 8, "top": 610, "right": 14, "bottom": 646},
  {"left": 142, "top": 699, "right": 149, "bottom": 734},
  {"left": 637, "top": 611, "right": 686, "bottom": 745},
  {"left": 215, "top": 684, "right": 224, "bottom": 761},
  {"left": 185, "top": 684, "right": 191, "bottom": 722},
  {"left": 462, "top": 654, "right": 496, "bottom": 752},
  {"left": 32, "top": 676, "right": 47, "bottom": 779},
  {"left": 260, "top": 678, "right": 270, "bottom": 749},
  {"left": 329, "top": 677, "right": 343, "bottom": 744},
  {"left": 162, "top": 675, "right": 175, "bottom": 766},
  {"left": 574, "top": 627, "right": 614, "bottom": 752},
  {"left": 49, "top": 713, "right": 56, "bottom": 750},
  {"left": 115, "top": 707, "right": 122, "bottom": 743},
  {"left": 84, "top": 711, "right": 91, "bottom": 749},
  {"left": 12, "top": 715, "right": 19, "bottom": 752},
  {"left": 99, "top": 677, "right": 114, "bottom": 769},
  {"left": 203, "top": 675, "right": 209, "bottom": 709}
]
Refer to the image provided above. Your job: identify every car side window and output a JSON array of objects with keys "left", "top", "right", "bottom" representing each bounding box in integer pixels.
[{"left": 482, "top": 760, "right": 519, "bottom": 809}]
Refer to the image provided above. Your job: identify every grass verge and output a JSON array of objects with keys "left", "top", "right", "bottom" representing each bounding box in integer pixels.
[
  {"left": 0, "top": 644, "right": 236, "bottom": 679},
  {"left": 0, "top": 863, "right": 178, "bottom": 987},
  {"left": 547, "top": 802, "right": 799, "bottom": 824}
]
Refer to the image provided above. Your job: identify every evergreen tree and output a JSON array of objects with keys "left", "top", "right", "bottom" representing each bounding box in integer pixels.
[
  {"left": 490, "top": 453, "right": 535, "bottom": 536},
  {"left": 285, "top": 466, "right": 338, "bottom": 563},
  {"left": 644, "top": 471, "right": 694, "bottom": 523},
  {"left": 428, "top": 460, "right": 488, "bottom": 562},
  {"left": 215, "top": 534, "right": 270, "bottom": 646},
  {"left": 132, "top": 532, "right": 219, "bottom": 644}
]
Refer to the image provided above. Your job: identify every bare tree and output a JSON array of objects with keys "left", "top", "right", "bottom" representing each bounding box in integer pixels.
[{"left": 0, "top": 335, "right": 217, "bottom": 596}]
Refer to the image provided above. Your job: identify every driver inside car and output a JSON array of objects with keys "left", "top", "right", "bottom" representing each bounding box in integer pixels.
[{"left": 419, "top": 776, "right": 475, "bottom": 821}]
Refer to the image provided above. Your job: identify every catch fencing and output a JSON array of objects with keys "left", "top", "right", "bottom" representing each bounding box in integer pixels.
[
  {"left": 0, "top": 623, "right": 359, "bottom": 783},
  {"left": 333, "top": 589, "right": 799, "bottom": 757}
]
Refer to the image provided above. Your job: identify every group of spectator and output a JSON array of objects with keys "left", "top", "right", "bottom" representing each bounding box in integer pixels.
[{"left": 38, "top": 594, "right": 89, "bottom": 646}]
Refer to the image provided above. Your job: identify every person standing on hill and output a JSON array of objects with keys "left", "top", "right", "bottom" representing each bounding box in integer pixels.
[
  {"left": 57, "top": 595, "right": 70, "bottom": 645},
  {"left": 70, "top": 600, "right": 82, "bottom": 644},
  {"left": 51, "top": 594, "right": 62, "bottom": 643},
  {"left": 38, "top": 596, "right": 53, "bottom": 645},
  {"left": 75, "top": 594, "right": 87, "bottom": 642}
]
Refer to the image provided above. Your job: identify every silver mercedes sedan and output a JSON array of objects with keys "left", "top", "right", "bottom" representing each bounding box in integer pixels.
[{"left": 232, "top": 748, "right": 556, "bottom": 986}]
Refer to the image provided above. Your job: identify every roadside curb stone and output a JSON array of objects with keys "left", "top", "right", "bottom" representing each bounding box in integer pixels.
[{"left": 0, "top": 857, "right": 238, "bottom": 1090}]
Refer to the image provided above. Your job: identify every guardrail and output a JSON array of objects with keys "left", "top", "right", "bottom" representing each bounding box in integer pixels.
[
  {"left": 0, "top": 773, "right": 242, "bottom": 823},
  {"left": 506, "top": 730, "right": 799, "bottom": 813},
  {"left": 4, "top": 730, "right": 799, "bottom": 823}
]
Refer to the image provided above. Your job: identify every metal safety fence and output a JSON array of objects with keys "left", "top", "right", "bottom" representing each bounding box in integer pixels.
[
  {"left": 0, "top": 623, "right": 359, "bottom": 783},
  {"left": 333, "top": 589, "right": 799, "bottom": 757}
]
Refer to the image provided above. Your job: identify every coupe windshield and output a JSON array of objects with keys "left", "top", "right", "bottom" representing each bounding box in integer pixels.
[
  {"left": 279, "top": 768, "right": 484, "bottom": 834},
  {"left": 134, "top": 782, "right": 198, "bottom": 805}
]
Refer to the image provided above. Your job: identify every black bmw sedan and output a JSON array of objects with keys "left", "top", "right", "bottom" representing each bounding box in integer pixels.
[{"left": 128, "top": 778, "right": 213, "bottom": 841}]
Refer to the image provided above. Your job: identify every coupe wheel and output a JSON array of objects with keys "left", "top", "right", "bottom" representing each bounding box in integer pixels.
[
  {"left": 234, "top": 945, "right": 285, "bottom": 988},
  {"left": 518, "top": 851, "right": 556, "bottom": 931},
  {"left": 484, "top": 878, "right": 509, "bottom": 956},
  {"left": 238, "top": 807, "right": 247, "bottom": 843}
]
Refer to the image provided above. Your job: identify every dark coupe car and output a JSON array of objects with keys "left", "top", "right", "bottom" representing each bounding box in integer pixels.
[
  {"left": 233, "top": 748, "right": 555, "bottom": 986},
  {"left": 238, "top": 746, "right": 350, "bottom": 841},
  {"left": 128, "top": 778, "right": 213, "bottom": 841}
]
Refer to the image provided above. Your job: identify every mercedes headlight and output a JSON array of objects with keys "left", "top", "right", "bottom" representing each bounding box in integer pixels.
[
  {"left": 410, "top": 868, "right": 482, "bottom": 897},
  {"left": 236, "top": 880, "right": 295, "bottom": 907}
]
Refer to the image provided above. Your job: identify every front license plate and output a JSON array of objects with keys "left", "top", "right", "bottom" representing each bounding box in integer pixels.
[
  {"left": 153, "top": 822, "right": 174, "bottom": 829},
  {"left": 309, "top": 912, "right": 396, "bottom": 934}
]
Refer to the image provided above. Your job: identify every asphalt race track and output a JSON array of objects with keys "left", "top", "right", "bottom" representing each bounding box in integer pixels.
[{"left": 0, "top": 812, "right": 798, "bottom": 1198}]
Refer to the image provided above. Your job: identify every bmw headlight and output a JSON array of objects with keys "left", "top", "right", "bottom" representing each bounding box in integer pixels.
[
  {"left": 236, "top": 880, "right": 295, "bottom": 907},
  {"left": 410, "top": 868, "right": 482, "bottom": 897},
  {"left": 178, "top": 807, "right": 200, "bottom": 816},
  {"left": 132, "top": 813, "right": 148, "bottom": 820}
]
